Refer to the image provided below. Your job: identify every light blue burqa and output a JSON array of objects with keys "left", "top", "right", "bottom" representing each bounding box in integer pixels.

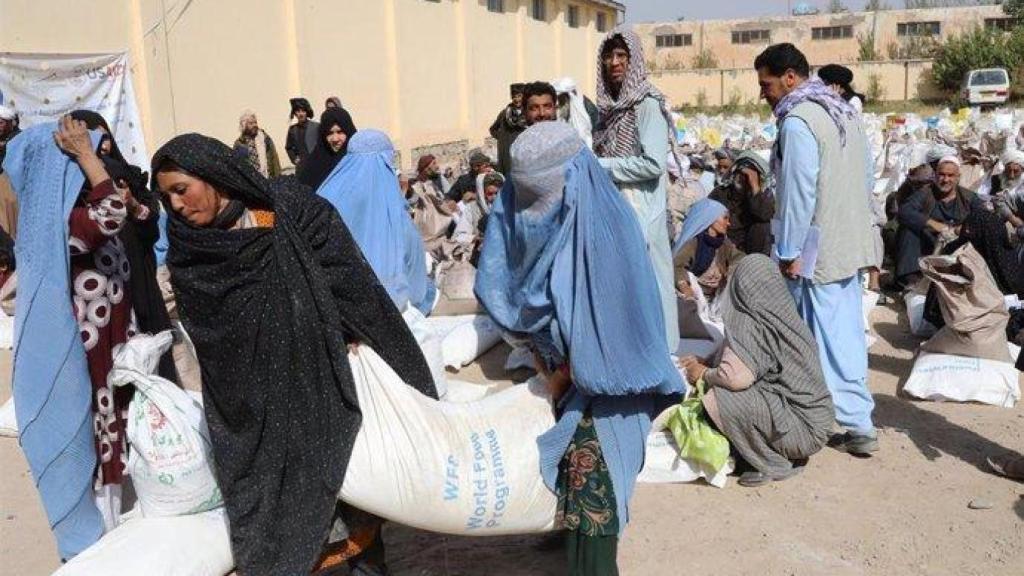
[
  {"left": 476, "top": 122, "right": 683, "bottom": 533},
  {"left": 4, "top": 124, "right": 105, "bottom": 558},
  {"left": 672, "top": 197, "right": 727, "bottom": 255},
  {"left": 316, "top": 129, "right": 432, "bottom": 314}
]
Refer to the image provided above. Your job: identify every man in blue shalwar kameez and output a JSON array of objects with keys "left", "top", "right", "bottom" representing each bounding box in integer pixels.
[{"left": 755, "top": 43, "right": 879, "bottom": 456}]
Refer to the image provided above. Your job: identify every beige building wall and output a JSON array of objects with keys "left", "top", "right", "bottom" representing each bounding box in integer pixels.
[
  {"left": 0, "top": 0, "right": 623, "bottom": 169},
  {"left": 650, "top": 59, "right": 942, "bottom": 109},
  {"left": 635, "top": 5, "right": 1005, "bottom": 71}
]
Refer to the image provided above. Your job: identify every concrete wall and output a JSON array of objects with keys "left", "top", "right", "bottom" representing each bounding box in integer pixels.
[
  {"left": 652, "top": 60, "right": 942, "bottom": 108},
  {"left": 635, "top": 5, "right": 1004, "bottom": 71},
  {"left": 0, "top": 0, "right": 622, "bottom": 169}
]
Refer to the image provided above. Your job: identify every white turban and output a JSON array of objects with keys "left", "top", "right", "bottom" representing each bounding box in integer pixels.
[
  {"left": 551, "top": 77, "right": 577, "bottom": 95},
  {"left": 1001, "top": 148, "right": 1024, "bottom": 170},
  {"left": 926, "top": 144, "right": 957, "bottom": 165},
  {"left": 238, "top": 109, "right": 257, "bottom": 131},
  {"left": 937, "top": 155, "right": 961, "bottom": 168},
  {"left": 0, "top": 104, "right": 15, "bottom": 121}
]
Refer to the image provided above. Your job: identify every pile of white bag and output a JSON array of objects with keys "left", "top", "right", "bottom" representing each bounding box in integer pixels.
[
  {"left": 109, "top": 332, "right": 223, "bottom": 517},
  {"left": 59, "top": 331, "right": 728, "bottom": 574},
  {"left": 57, "top": 333, "right": 233, "bottom": 576}
]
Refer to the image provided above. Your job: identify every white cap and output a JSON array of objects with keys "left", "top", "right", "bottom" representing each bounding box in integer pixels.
[{"left": 0, "top": 104, "right": 15, "bottom": 121}]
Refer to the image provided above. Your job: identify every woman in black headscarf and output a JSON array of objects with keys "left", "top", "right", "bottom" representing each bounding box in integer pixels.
[
  {"left": 69, "top": 109, "right": 177, "bottom": 382},
  {"left": 151, "top": 133, "right": 435, "bottom": 575},
  {"left": 297, "top": 107, "right": 357, "bottom": 190},
  {"left": 818, "top": 64, "right": 866, "bottom": 113}
]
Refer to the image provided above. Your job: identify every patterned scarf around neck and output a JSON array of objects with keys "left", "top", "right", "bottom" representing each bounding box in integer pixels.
[
  {"left": 242, "top": 130, "right": 270, "bottom": 178},
  {"left": 773, "top": 77, "right": 857, "bottom": 146},
  {"left": 593, "top": 26, "right": 681, "bottom": 167}
]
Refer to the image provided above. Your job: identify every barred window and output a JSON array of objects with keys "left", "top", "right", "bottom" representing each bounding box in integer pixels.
[
  {"left": 567, "top": 5, "right": 580, "bottom": 28},
  {"left": 812, "top": 25, "right": 854, "bottom": 40},
  {"left": 532, "top": 0, "right": 546, "bottom": 21},
  {"left": 731, "top": 29, "right": 771, "bottom": 44},
  {"left": 897, "top": 21, "right": 940, "bottom": 37},
  {"left": 655, "top": 34, "right": 693, "bottom": 48}
]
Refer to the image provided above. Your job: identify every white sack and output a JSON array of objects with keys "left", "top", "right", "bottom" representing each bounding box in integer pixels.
[
  {"left": 423, "top": 314, "right": 503, "bottom": 370},
  {"left": 403, "top": 305, "right": 449, "bottom": 398},
  {"left": 110, "top": 332, "right": 223, "bottom": 517},
  {"left": 53, "top": 508, "right": 233, "bottom": 576},
  {"left": 0, "top": 307, "right": 12, "bottom": 350},
  {"left": 0, "top": 397, "right": 16, "bottom": 438},
  {"left": 638, "top": 430, "right": 731, "bottom": 487},
  {"left": 905, "top": 292, "right": 937, "bottom": 337},
  {"left": 903, "top": 344, "right": 1022, "bottom": 408},
  {"left": 340, "top": 346, "right": 559, "bottom": 535},
  {"left": 863, "top": 290, "right": 880, "bottom": 349}
]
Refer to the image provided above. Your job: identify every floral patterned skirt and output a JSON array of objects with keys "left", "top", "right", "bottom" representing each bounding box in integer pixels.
[{"left": 555, "top": 415, "right": 619, "bottom": 538}]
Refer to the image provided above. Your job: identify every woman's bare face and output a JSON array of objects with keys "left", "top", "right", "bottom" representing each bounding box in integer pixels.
[{"left": 156, "top": 170, "right": 228, "bottom": 227}]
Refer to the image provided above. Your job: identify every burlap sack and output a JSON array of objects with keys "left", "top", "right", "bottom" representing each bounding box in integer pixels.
[
  {"left": 432, "top": 245, "right": 482, "bottom": 317},
  {"left": 919, "top": 244, "right": 1012, "bottom": 362},
  {"left": 410, "top": 183, "right": 454, "bottom": 252}
]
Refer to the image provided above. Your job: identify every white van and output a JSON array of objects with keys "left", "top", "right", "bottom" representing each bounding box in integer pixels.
[{"left": 962, "top": 68, "right": 1010, "bottom": 107}]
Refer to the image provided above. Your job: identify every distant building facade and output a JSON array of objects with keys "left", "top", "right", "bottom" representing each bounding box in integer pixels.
[{"left": 635, "top": 5, "right": 1008, "bottom": 70}]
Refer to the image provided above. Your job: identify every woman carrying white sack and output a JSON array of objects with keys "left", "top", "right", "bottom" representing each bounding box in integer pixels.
[{"left": 476, "top": 121, "right": 683, "bottom": 574}]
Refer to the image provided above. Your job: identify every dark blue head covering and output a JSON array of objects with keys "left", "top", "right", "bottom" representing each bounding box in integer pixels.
[
  {"left": 475, "top": 122, "right": 682, "bottom": 396},
  {"left": 317, "top": 129, "right": 429, "bottom": 312}
]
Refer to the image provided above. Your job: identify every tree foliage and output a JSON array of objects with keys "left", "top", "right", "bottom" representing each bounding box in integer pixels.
[
  {"left": 931, "top": 26, "right": 1023, "bottom": 90},
  {"left": 1006, "top": 0, "right": 1024, "bottom": 19}
]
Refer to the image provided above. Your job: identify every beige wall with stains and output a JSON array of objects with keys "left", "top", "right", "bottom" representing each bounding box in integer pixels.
[{"left": 1, "top": 0, "right": 622, "bottom": 168}]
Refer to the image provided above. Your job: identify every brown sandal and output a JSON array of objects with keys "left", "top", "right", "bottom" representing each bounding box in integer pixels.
[{"left": 987, "top": 454, "right": 1024, "bottom": 481}]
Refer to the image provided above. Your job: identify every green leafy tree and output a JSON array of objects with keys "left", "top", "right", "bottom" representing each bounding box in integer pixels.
[
  {"left": 858, "top": 32, "right": 881, "bottom": 61},
  {"left": 691, "top": 48, "right": 719, "bottom": 69},
  {"left": 1006, "top": 0, "right": 1024, "bottom": 19},
  {"left": 931, "top": 27, "right": 1021, "bottom": 90}
]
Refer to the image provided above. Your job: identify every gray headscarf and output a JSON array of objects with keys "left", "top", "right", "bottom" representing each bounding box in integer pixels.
[{"left": 721, "top": 255, "right": 834, "bottom": 434}]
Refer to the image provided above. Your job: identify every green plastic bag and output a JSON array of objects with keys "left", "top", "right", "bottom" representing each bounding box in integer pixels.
[{"left": 664, "top": 378, "right": 730, "bottom": 474}]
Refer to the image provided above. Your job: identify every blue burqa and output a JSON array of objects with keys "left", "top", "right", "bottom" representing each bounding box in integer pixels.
[
  {"left": 316, "top": 130, "right": 431, "bottom": 313},
  {"left": 475, "top": 122, "right": 683, "bottom": 533},
  {"left": 672, "top": 197, "right": 727, "bottom": 255},
  {"left": 4, "top": 124, "right": 105, "bottom": 558}
]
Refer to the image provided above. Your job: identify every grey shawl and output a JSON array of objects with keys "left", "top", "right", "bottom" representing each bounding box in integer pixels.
[{"left": 715, "top": 255, "right": 834, "bottom": 476}]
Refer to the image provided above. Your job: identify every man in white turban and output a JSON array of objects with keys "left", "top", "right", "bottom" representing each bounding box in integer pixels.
[
  {"left": 895, "top": 154, "right": 983, "bottom": 283},
  {"left": 232, "top": 110, "right": 282, "bottom": 178},
  {"left": 995, "top": 148, "right": 1024, "bottom": 232}
]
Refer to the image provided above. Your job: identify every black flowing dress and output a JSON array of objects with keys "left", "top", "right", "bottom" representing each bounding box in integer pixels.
[{"left": 152, "top": 134, "right": 436, "bottom": 576}]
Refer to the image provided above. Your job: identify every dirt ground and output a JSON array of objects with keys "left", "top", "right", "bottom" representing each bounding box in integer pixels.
[{"left": 2, "top": 303, "right": 1023, "bottom": 576}]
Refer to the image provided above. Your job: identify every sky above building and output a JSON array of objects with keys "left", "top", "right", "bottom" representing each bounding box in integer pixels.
[{"left": 623, "top": 0, "right": 842, "bottom": 23}]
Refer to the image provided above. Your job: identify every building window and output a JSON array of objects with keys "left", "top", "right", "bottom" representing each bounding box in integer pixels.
[
  {"left": 597, "top": 12, "right": 607, "bottom": 32},
  {"left": 811, "top": 25, "right": 853, "bottom": 40},
  {"left": 567, "top": 5, "right": 579, "bottom": 28},
  {"left": 985, "top": 18, "right": 1019, "bottom": 32},
  {"left": 655, "top": 34, "right": 693, "bottom": 48},
  {"left": 897, "top": 21, "right": 940, "bottom": 37},
  {"left": 532, "top": 0, "right": 546, "bottom": 21},
  {"left": 731, "top": 29, "right": 771, "bottom": 45}
]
